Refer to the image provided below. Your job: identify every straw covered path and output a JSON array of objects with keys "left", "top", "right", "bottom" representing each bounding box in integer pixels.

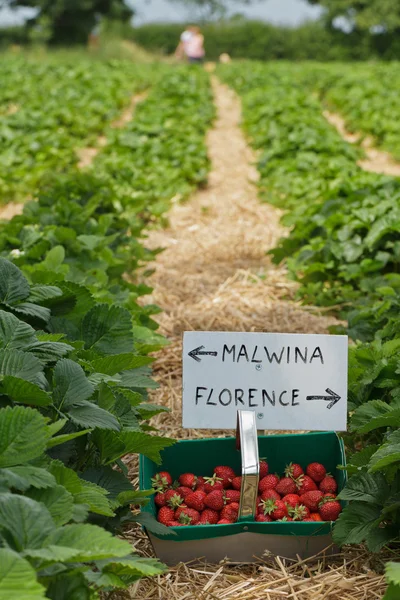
[{"left": 124, "top": 78, "right": 388, "bottom": 599}]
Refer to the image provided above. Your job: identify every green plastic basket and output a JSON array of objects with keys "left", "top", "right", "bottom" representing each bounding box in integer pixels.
[{"left": 139, "top": 431, "right": 346, "bottom": 564}]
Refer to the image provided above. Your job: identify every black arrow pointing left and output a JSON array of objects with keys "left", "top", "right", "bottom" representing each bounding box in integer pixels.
[
  {"left": 188, "top": 345, "right": 218, "bottom": 362},
  {"left": 306, "top": 388, "right": 341, "bottom": 409}
]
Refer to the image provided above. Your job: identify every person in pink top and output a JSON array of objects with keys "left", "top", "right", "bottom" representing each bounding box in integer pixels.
[{"left": 175, "top": 25, "right": 205, "bottom": 64}]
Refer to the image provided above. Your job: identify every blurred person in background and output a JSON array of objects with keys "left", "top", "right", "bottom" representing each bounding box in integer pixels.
[
  {"left": 175, "top": 25, "right": 205, "bottom": 64},
  {"left": 88, "top": 14, "right": 101, "bottom": 50}
]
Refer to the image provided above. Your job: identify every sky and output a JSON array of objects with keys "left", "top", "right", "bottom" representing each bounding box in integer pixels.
[{"left": 0, "top": 0, "right": 323, "bottom": 27}]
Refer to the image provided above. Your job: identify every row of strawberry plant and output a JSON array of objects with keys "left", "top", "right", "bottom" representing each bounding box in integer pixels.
[
  {"left": 0, "top": 54, "right": 158, "bottom": 204},
  {"left": 219, "top": 61, "right": 400, "bottom": 596},
  {"left": 0, "top": 66, "right": 214, "bottom": 599}
]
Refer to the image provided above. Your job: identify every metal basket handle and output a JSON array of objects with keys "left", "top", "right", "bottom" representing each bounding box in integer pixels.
[{"left": 236, "top": 410, "right": 260, "bottom": 521}]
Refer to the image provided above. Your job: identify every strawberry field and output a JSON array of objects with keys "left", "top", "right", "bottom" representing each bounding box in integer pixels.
[{"left": 1, "top": 51, "right": 400, "bottom": 599}]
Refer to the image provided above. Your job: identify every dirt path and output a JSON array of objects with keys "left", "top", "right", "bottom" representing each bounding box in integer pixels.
[
  {"left": 129, "top": 77, "right": 385, "bottom": 600},
  {"left": 323, "top": 109, "right": 400, "bottom": 177}
]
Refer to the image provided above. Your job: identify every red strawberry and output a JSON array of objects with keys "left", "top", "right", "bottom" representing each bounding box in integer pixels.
[
  {"left": 302, "top": 518, "right": 314, "bottom": 522},
  {"left": 214, "top": 466, "right": 236, "bottom": 489},
  {"left": 319, "top": 475, "right": 337, "bottom": 494},
  {"left": 291, "top": 504, "right": 310, "bottom": 521},
  {"left": 204, "top": 474, "right": 224, "bottom": 493},
  {"left": 256, "top": 514, "right": 272, "bottom": 522},
  {"left": 205, "top": 490, "right": 225, "bottom": 511},
  {"left": 260, "top": 489, "right": 280, "bottom": 502},
  {"left": 297, "top": 475, "right": 318, "bottom": 495},
  {"left": 220, "top": 503, "right": 239, "bottom": 522},
  {"left": 165, "top": 489, "right": 184, "bottom": 508},
  {"left": 176, "top": 486, "right": 193, "bottom": 499},
  {"left": 185, "top": 491, "right": 206, "bottom": 512},
  {"left": 278, "top": 516, "right": 293, "bottom": 522},
  {"left": 175, "top": 506, "right": 200, "bottom": 524},
  {"left": 217, "top": 518, "right": 233, "bottom": 524},
  {"left": 157, "top": 506, "right": 175, "bottom": 525},
  {"left": 198, "top": 509, "right": 219, "bottom": 525},
  {"left": 259, "top": 474, "right": 279, "bottom": 493},
  {"left": 310, "top": 513, "right": 322, "bottom": 521},
  {"left": 284, "top": 462, "right": 304, "bottom": 479},
  {"left": 259, "top": 460, "right": 269, "bottom": 478},
  {"left": 282, "top": 494, "right": 300, "bottom": 509},
  {"left": 263, "top": 499, "right": 288, "bottom": 521},
  {"left": 178, "top": 473, "right": 197, "bottom": 489},
  {"left": 306, "top": 463, "right": 326, "bottom": 483},
  {"left": 299, "top": 491, "right": 324, "bottom": 512},
  {"left": 324, "top": 493, "right": 336, "bottom": 500},
  {"left": 225, "top": 489, "right": 241, "bottom": 504},
  {"left": 276, "top": 477, "right": 297, "bottom": 496},
  {"left": 319, "top": 499, "right": 342, "bottom": 521},
  {"left": 151, "top": 471, "right": 172, "bottom": 492},
  {"left": 168, "top": 520, "right": 186, "bottom": 527},
  {"left": 154, "top": 492, "right": 166, "bottom": 507},
  {"left": 195, "top": 476, "right": 206, "bottom": 492},
  {"left": 232, "top": 476, "right": 242, "bottom": 491}
]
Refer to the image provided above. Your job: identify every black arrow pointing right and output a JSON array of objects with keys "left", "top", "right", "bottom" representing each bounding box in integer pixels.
[{"left": 306, "top": 388, "right": 341, "bottom": 409}]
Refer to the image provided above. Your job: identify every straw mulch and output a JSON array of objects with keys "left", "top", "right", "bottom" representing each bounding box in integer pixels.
[{"left": 122, "top": 78, "right": 386, "bottom": 599}]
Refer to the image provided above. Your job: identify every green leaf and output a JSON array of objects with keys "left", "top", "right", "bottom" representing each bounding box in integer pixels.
[
  {"left": 0, "top": 548, "right": 46, "bottom": 599},
  {"left": 128, "top": 511, "right": 175, "bottom": 537},
  {"left": 0, "top": 406, "right": 49, "bottom": 467},
  {"left": 337, "top": 472, "right": 389, "bottom": 504},
  {"left": 95, "top": 430, "right": 175, "bottom": 465},
  {"left": 0, "top": 259, "right": 30, "bottom": 305},
  {"left": 0, "top": 349, "right": 45, "bottom": 387},
  {"left": 1, "top": 377, "right": 52, "bottom": 406},
  {"left": 53, "top": 358, "right": 94, "bottom": 410},
  {"left": 67, "top": 401, "right": 120, "bottom": 431},
  {"left": 96, "top": 554, "right": 166, "bottom": 580},
  {"left": 74, "top": 480, "right": 114, "bottom": 517},
  {"left": 350, "top": 400, "right": 396, "bottom": 433},
  {"left": 28, "top": 285, "right": 62, "bottom": 303},
  {"left": 80, "top": 466, "right": 134, "bottom": 503},
  {"left": 386, "top": 563, "right": 400, "bottom": 597},
  {"left": 0, "top": 493, "right": 55, "bottom": 551},
  {"left": 0, "top": 310, "right": 36, "bottom": 350},
  {"left": 46, "top": 573, "right": 93, "bottom": 600},
  {"left": 45, "top": 523, "right": 131, "bottom": 561},
  {"left": 332, "top": 502, "right": 382, "bottom": 548},
  {"left": 119, "top": 366, "right": 159, "bottom": 390},
  {"left": 384, "top": 583, "right": 400, "bottom": 600},
  {"left": 91, "top": 353, "right": 152, "bottom": 376},
  {"left": 27, "top": 485, "right": 74, "bottom": 527},
  {"left": 82, "top": 304, "right": 133, "bottom": 355},
  {"left": 25, "top": 341, "right": 73, "bottom": 363},
  {"left": 47, "top": 429, "right": 91, "bottom": 449},
  {"left": 369, "top": 430, "right": 400, "bottom": 472},
  {"left": 0, "top": 466, "right": 55, "bottom": 491},
  {"left": 43, "top": 246, "right": 65, "bottom": 271}
]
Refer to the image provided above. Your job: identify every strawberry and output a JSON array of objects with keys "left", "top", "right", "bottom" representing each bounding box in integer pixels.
[
  {"left": 260, "top": 489, "right": 280, "bottom": 502},
  {"left": 259, "top": 474, "right": 279, "bottom": 493},
  {"left": 278, "top": 516, "right": 293, "bottom": 522},
  {"left": 220, "top": 503, "right": 239, "bottom": 522},
  {"left": 198, "top": 509, "right": 219, "bottom": 525},
  {"left": 214, "top": 466, "right": 236, "bottom": 489},
  {"left": 306, "top": 463, "right": 326, "bottom": 483},
  {"left": 195, "top": 476, "right": 206, "bottom": 492},
  {"left": 319, "top": 475, "right": 337, "bottom": 494},
  {"left": 290, "top": 504, "right": 310, "bottom": 521},
  {"left": 232, "top": 476, "right": 242, "bottom": 491},
  {"left": 217, "top": 518, "right": 233, "bottom": 524},
  {"left": 319, "top": 499, "right": 342, "bottom": 521},
  {"left": 276, "top": 477, "right": 297, "bottom": 496},
  {"left": 176, "top": 486, "right": 193, "bottom": 499},
  {"left": 164, "top": 489, "right": 184, "bottom": 508},
  {"left": 225, "top": 490, "right": 241, "bottom": 504},
  {"left": 168, "top": 520, "right": 186, "bottom": 527},
  {"left": 259, "top": 460, "right": 269, "bottom": 478},
  {"left": 204, "top": 474, "right": 224, "bottom": 493},
  {"left": 157, "top": 506, "right": 175, "bottom": 525},
  {"left": 185, "top": 491, "right": 206, "bottom": 512},
  {"left": 310, "top": 513, "right": 322, "bottom": 521},
  {"left": 175, "top": 506, "right": 200, "bottom": 524},
  {"left": 256, "top": 514, "right": 272, "bottom": 522},
  {"left": 204, "top": 490, "right": 225, "bottom": 511},
  {"left": 178, "top": 473, "right": 197, "bottom": 489},
  {"left": 282, "top": 494, "right": 300, "bottom": 509},
  {"left": 284, "top": 462, "right": 304, "bottom": 479},
  {"left": 151, "top": 471, "right": 172, "bottom": 492},
  {"left": 299, "top": 491, "right": 324, "bottom": 512},
  {"left": 296, "top": 475, "right": 318, "bottom": 495},
  {"left": 302, "top": 518, "right": 314, "bottom": 522},
  {"left": 324, "top": 493, "right": 336, "bottom": 500},
  {"left": 263, "top": 499, "right": 288, "bottom": 521},
  {"left": 154, "top": 492, "right": 166, "bottom": 507}
]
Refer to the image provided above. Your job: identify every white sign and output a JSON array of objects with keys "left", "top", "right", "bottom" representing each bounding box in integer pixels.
[{"left": 182, "top": 331, "right": 348, "bottom": 431}]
